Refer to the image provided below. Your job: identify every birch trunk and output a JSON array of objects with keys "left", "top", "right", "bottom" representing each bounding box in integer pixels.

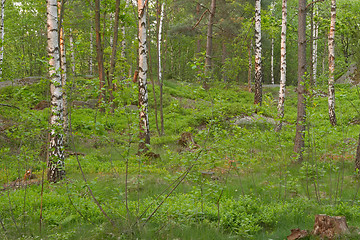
[
  {"left": 69, "top": 28, "right": 75, "bottom": 76},
  {"left": 271, "top": 38, "right": 274, "bottom": 85},
  {"left": 58, "top": 1, "right": 68, "bottom": 144},
  {"left": 294, "top": 0, "right": 307, "bottom": 161},
  {"left": 254, "top": 0, "right": 263, "bottom": 105},
  {"left": 276, "top": 0, "right": 287, "bottom": 132},
  {"left": 0, "top": 0, "right": 4, "bottom": 77},
  {"left": 90, "top": 27, "right": 93, "bottom": 75},
  {"left": 204, "top": 0, "right": 216, "bottom": 79},
  {"left": 138, "top": 0, "right": 150, "bottom": 151},
  {"left": 47, "top": 0, "right": 65, "bottom": 182},
  {"left": 312, "top": 6, "right": 319, "bottom": 85},
  {"left": 158, "top": 2, "right": 165, "bottom": 135},
  {"left": 95, "top": 0, "right": 106, "bottom": 105},
  {"left": 328, "top": 0, "right": 336, "bottom": 126}
]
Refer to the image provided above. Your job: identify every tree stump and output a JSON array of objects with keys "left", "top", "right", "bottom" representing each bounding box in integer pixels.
[{"left": 313, "top": 214, "right": 349, "bottom": 239}]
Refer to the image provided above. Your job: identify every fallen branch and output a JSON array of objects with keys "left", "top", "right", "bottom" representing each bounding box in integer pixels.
[{"left": 0, "top": 103, "right": 20, "bottom": 110}]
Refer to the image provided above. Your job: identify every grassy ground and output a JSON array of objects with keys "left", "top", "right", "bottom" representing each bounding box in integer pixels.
[{"left": 1, "top": 77, "right": 360, "bottom": 239}]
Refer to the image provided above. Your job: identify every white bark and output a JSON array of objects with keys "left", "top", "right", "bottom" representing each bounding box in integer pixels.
[
  {"left": 90, "top": 26, "right": 93, "bottom": 75},
  {"left": 254, "top": 0, "right": 262, "bottom": 105},
  {"left": 271, "top": 38, "right": 274, "bottom": 84},
  {"left": 0, "top": 0, "right": 5, "bottom": 77},
  {"left": 328, "top": 0, "right": 336, "bottom": 126},
  {"left": 47, "top": 0, "right": 65, "bottom": 182},
  {"left": 69, "top": 28, "right": 75, "bottom": 76},
  {"left": 312, "top": 6, "right": 319, "bottom": 85},
  {"left": 58, "top": 1, "right": 68, "bottom": 143},
  {"left": 158, "top": 3, "right": 164, "bottom": 85},
  {"left": 276, "top": 0, "right": 287, "bottom": 132},
  {"left": 138, "top": 0, "right": 150, "bottom": 149}
]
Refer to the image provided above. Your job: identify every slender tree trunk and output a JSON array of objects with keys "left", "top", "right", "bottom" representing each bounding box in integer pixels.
[
  {"left": 294, "top": 0, "right": 307, "bottom": 161},
  {"left": 69, "top": 28, "right": 76, "bottom": 76},
  {"left": 157, "top": 2, "right": 165, "bottom": 135},
  {"left": 108, "top": 0, "right": 121, "bottom": 112},
  {"left": 328, "top": 0, "right": 336, "bottom": 126},
  {"left": 47, "top": 0, "right": 65, "bottom": 182},
  {"left": 90, "top": 27, "right": 93, "bottom": 75},
  {"left": 355, "top": 133, "right": 360, "bottom": 173},
  {"left": 271, "top": 38, "right": 274, "bottom": 85},
  {"left": 95, "top": 0, "right": 106, "bottom": 105},
  {"left": 276, "top": 0, "right": 287, "bottom": 132},
  {"left": 222, "top": 42, "right": 227, "bottom": 82},
  {"left": 0, "top": 0, "right": 5, "bottom": 77},
  {"left": 58, "top": 0, "right": 68, "bottom": 144},
  {"left": 204, "top": 0, "right": 216, "bottom": 79},
  {"left": 310, "top": 4, "right": 314, "bottom": 85},
  {"left": 312, "top": 6, "right": 319, "bottom": 85},
  {"left": 254, "top": 0, "right": 263, "bottom": 105},
  {"left": 247, "top": 40, "right": 252, "bottom": 92},
  {"left": 138, "top": 0, "right": 150, "bottom": 151}
]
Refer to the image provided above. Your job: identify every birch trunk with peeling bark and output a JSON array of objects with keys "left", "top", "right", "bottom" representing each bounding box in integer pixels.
[
  {"left": 47, "top": 0, "right": 65, "bottom": 182},
  {"left": 158, "top": 2, "right": 165, "bottom": 135},
  {"left": 204, "top": 0, "right": 216, "bottom": 79},
  {"left": 328, "top": 0, "right": 336, "bottom": 126},
  {"left": 294, "top": 0, "right": 307, "bottom": 161},
  {"left": 271, "top": 38, "right": 274, "bottom": 85},
  {"left": 138, "top": 0, "right": 150, "bottom": 151},
  {"left": 90, "top": 27, "right": 93, "bottom": 75},
  {"left": 312, "top": 6, "right": 319, "bottom": 85},
  {"left": 254, "top": 0, "right": 262, "bottom": 105},
  {"left": 276, "top": 0, "right": 287, "bottom": 132},
  {"left": 58, "top": 1, "right": 68, "bottom": 144},
  {"left": 247, "top": 40, "right": 252, "bottom": 92},
  {"left": 0, "top": 0, "right": 4, "bottom": 77}
]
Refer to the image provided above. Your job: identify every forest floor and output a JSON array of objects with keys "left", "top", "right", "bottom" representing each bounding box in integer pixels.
[{"left": 1, "top": 76, "right": 360, "bottom": 239}]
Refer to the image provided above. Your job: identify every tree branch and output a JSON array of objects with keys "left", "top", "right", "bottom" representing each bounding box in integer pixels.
[
  {"left": 306, "top": 0, "right": 324, "bottom": 9},
  {"left": 0, "top": 103, "right": 20, "bottom": 110},
  {"left": 192, "top": 9, "right": 210, "bottom": 29}
]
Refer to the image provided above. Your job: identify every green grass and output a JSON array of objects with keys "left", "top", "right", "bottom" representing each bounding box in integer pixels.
[{"left": 1, "top": 78, "right": 360, "bottom": 239}]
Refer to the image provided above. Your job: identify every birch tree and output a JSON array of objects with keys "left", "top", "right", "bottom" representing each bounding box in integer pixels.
[
  {"left": 69, "top": 28, "right": 76, "bottom": 76},
  {"left": 276, "top": 0, "right": 287, "bottom": 132},
  {"left": 138, "top": 0, "right": 150, "bottom": 151},
  {"left": 312, "top": 5, "right": 319, "bottom": 85},
  {"left": 328, "top": 0, "right": 337, "bottom": 126},
  {"left": 47, "top": 0, "right": 65, "bottom": 182},
  {"left": 294, "top": 0, "right": 307, "bottom": 161},
  {"left": 158, "top": 2, "right": 165, "bottom": 135},
  {"left": 0, "top": 0, "right": 4, "bottom": 77},
  {"left": 254, "top": 0, "right": 262, "bottom": 105}
]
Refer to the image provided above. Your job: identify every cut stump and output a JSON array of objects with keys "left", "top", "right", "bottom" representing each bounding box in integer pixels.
[{"left": 313, "top": 214, "right": 349, "bottom": 239}]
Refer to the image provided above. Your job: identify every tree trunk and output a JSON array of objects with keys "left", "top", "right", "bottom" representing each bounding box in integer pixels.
[
  {"left": 313, "top": 215, "right": 349, "bottom": 239},
  {"left": 69, "top": 28, "right": 76, "bottom": 76},
  {"left": 94, "top": 0, "right": 106, "bottom": 106},
  {"left": 157, "top": 2, "right": 165, "bottom": 135},
  {"left": 204, "top": 0, "right": 216, "bottom": 79},
  {"left": 89, "top": 27, "right": 93, "bottom": 75},
  {"left": 47, "top": 0, "right": 65, "bottom": 183},
  {"left": 254, "top": 0, "right": 262, "bottom": 105},
  {"left": 138, "top": 0, "right": 150, "bottom": 151},
  {"left": 271, "top": 37, "right": 274, "bottom": 85},
  {"left": 294, "top": 0, "right": 307, "bottom": 161},
  {"left": 0, "top": 0, "right": 4, "bottom": 77},
  {"left": 328, "top": 0, "right": 337, "bottom": 126},
  {"left": 108, "top": 0, "right": 121, "bottom": 112},
  {"left": 312, "top": 6, "right": 319, "bottom": 86},
  {"left": 58, "top": 0, "right": 68, "bottom": 144},
  {"left": 275, "top": 0, "right": 287, "bottom": 132},
  {"left": 247, "top": 40, "right": 252, "bottom": 92},
  {"left": 355, "top": 133, "right": 360, "bottom": 172},
  {"left": 222, "top": 42, "right": 227, "bottom": 82}
]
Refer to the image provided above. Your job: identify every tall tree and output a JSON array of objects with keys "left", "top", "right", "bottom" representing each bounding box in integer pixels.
[
  {"left": 89, "top": 26, "right": 93, "bottom": 75},
  {"left": 138, "top": 0, "right": 150, "bottom": 151},
  {"left": 94, "top": 0, "right": 106, "bottom": 105},
  {"left": 312, "top": 5, "right": 319, "bottom": 85},
  {"left": 157, "top": 2, "right": 165, "bottom": 135},
  {"left": 204, "top": 0, "right": 216, "bottom": 78},
  {"left": 58, "top": 0, "right": 68, "bottom": 144},
  {"left": 276, "top": 0, "right": 287, "bottom": 132},
  {"left": 328, "top": 0, "right": 336, "bottom": 126},
  {"left": 254, "top": 0, "right": 262, "bottom": 105},
  {"left": 294, "top": 0, "right": 307, "bottom": 161},
  {"left": 69, "top": 28, "right": 76, "bottom": 76},
  {"left": 0, "top": 0, "right": 4, "bottom": 77},
  {"left": 47, "top": 0, "right": 65, "bottom": 182}
]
